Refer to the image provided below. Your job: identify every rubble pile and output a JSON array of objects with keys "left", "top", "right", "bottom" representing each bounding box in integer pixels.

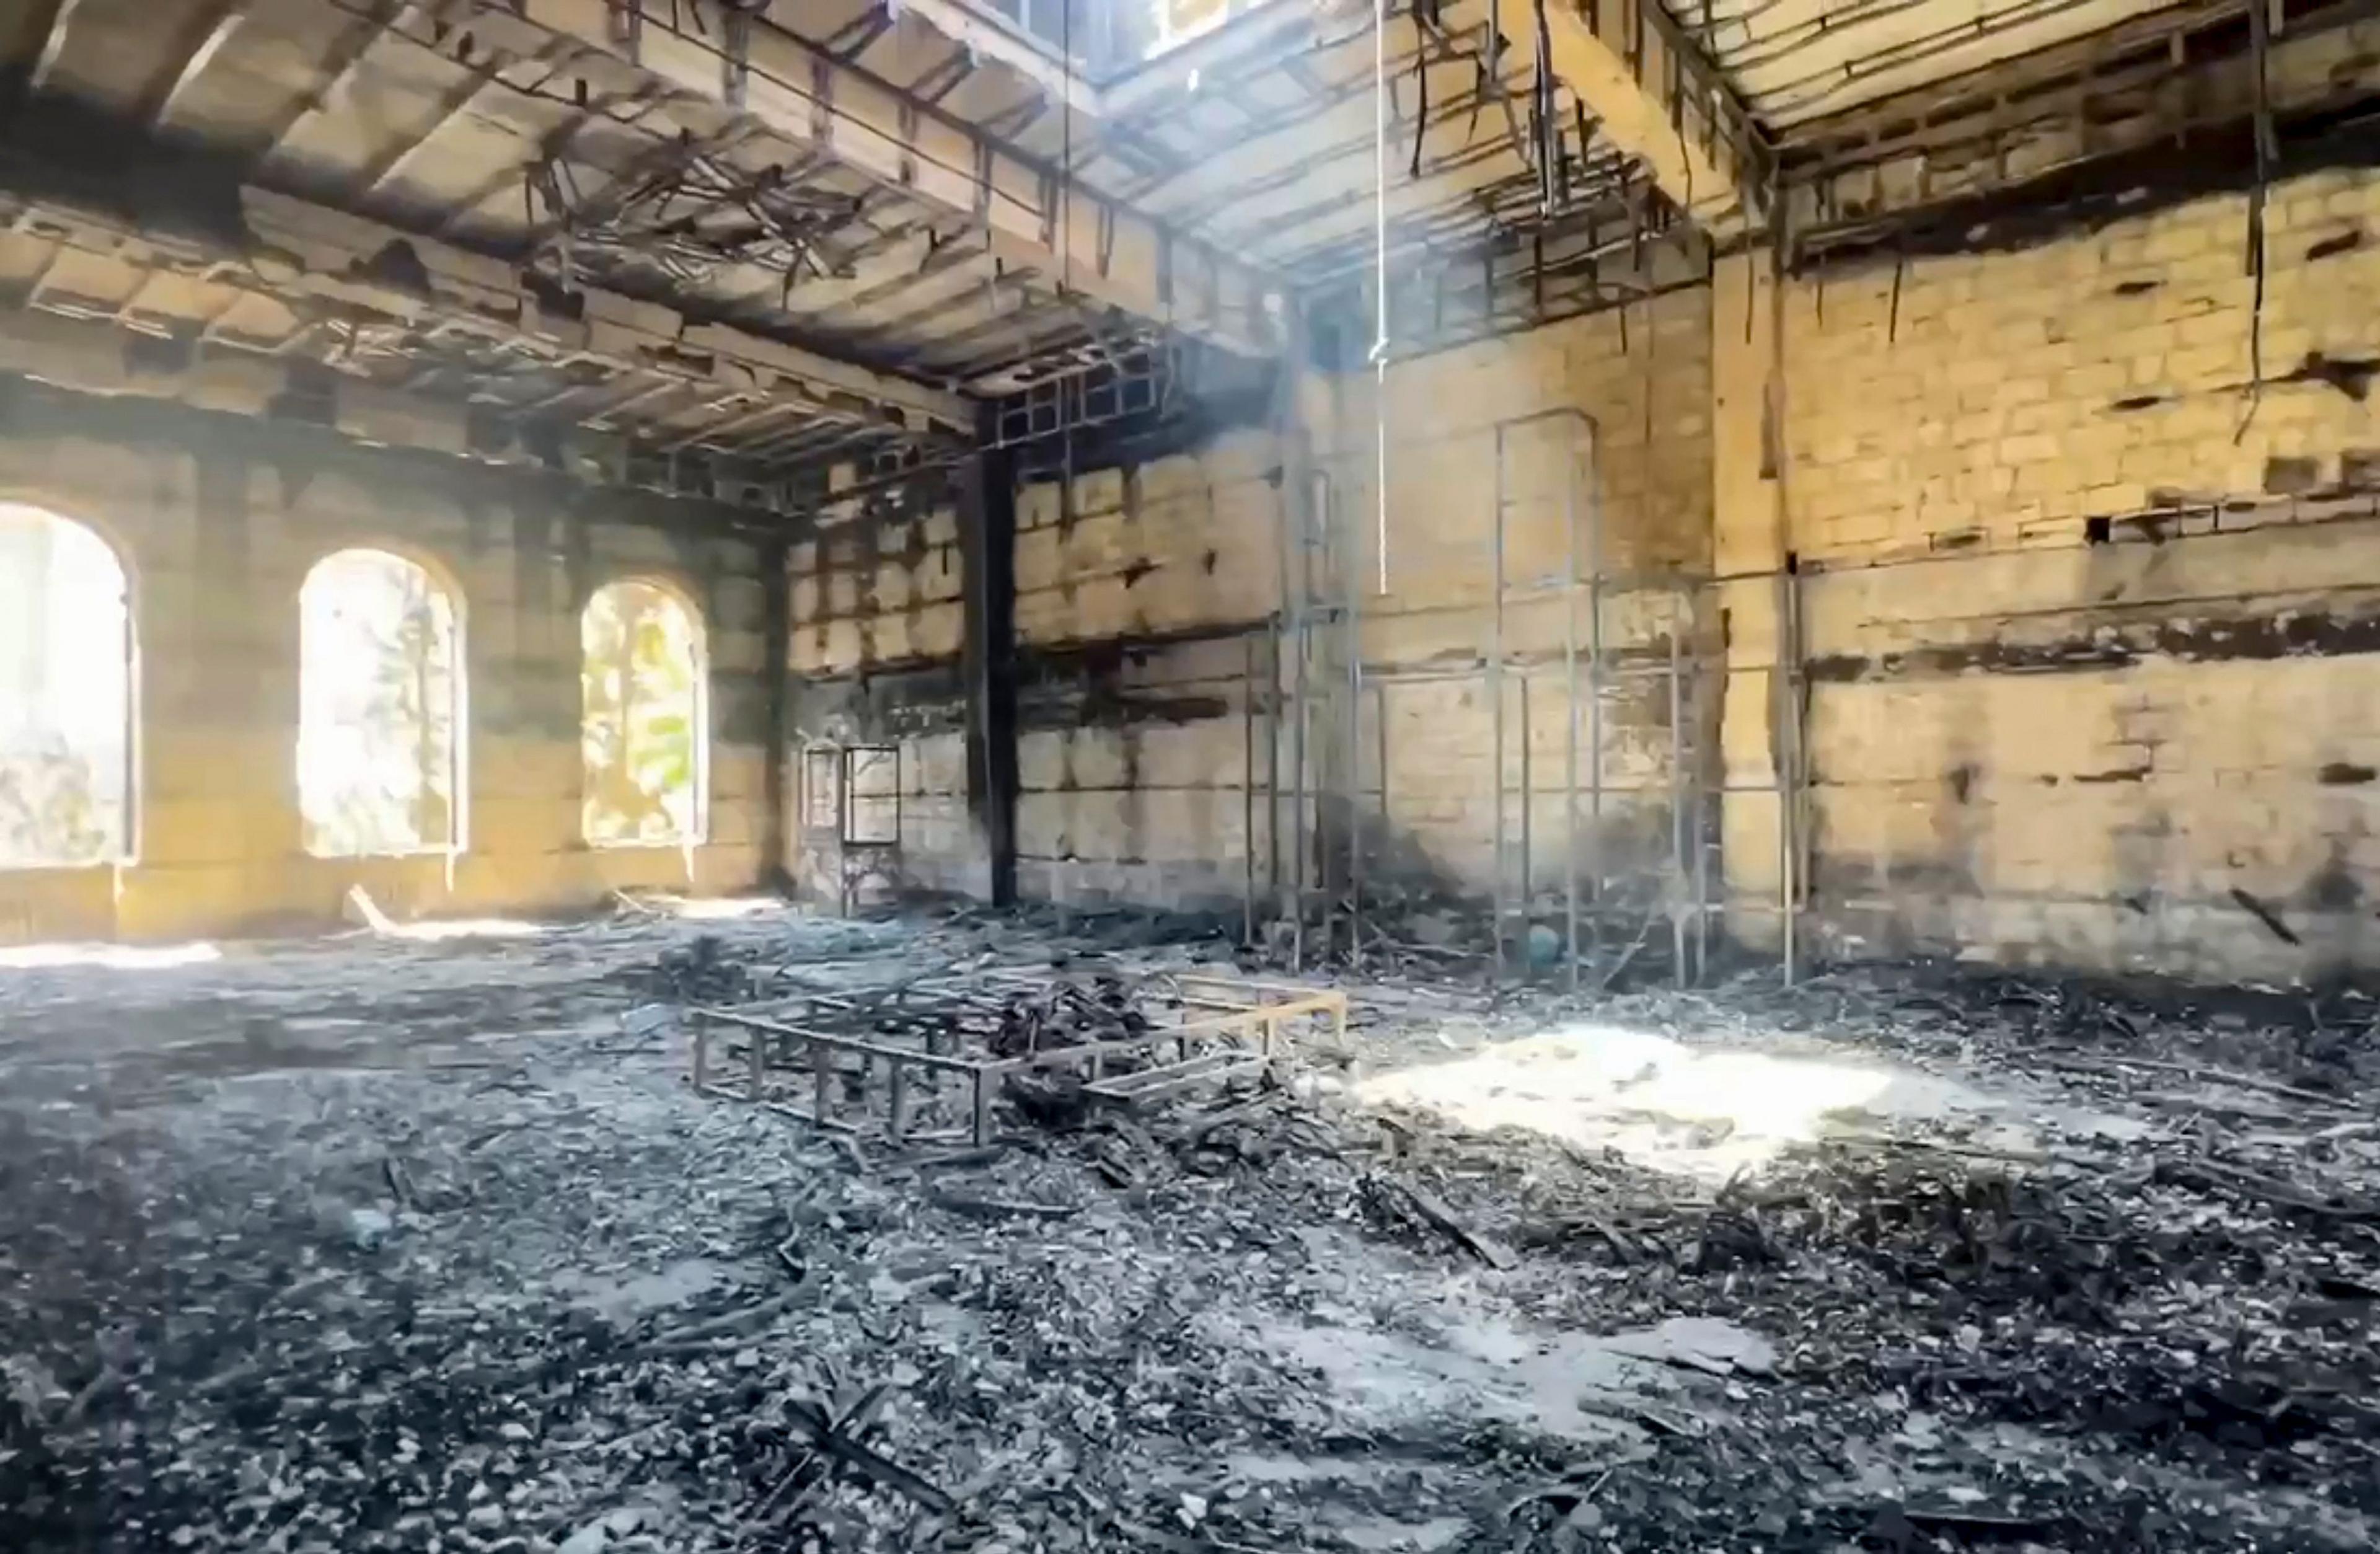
[{"left": 1, "top": 907, "right": 2375, "bottom": 1553}]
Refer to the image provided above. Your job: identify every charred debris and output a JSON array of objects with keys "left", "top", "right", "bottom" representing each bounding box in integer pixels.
[{"left": 1, "top": 902, "right": 2375, "bottom": 1554}]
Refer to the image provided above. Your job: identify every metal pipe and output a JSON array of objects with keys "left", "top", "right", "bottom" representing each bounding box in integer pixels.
[
  {"left": 1366, "top": 659, "right": 1699, "bottom": 686},
  {"left": 1313, "top": 468, "right": 1338, "bottom": 966},
  {"left": 1691, "top": 620, "right": 1712, "bottom": 987},
  {"left": 1266, "top": 617, "right": 1282, "bottom": 921},
  {"left": 1519, "top": 672, "right": 1533, "bottom": 978},
  {"left": 1668, "top": 609, "right": 1688, "bottom": 989},
  {"left": 1489, "top": 422, "right": 1508, "bottom": 986},
  {"left": 1241, "top": 630, "right": 1256, "bottom": 945},
  {"left": 1376, "top": 679, "right": 1390, "bottom": 886},
  {"left": 1371, "top": 0, "right": 1392, "bottom": 598},
  {"left": 1781, "top": 563, "right": 1804, "bottom": 985},
  {"left": 1292, "top": 615, "right": 1309, "bottom": 974},
  {"left": 1587, "top": 424, "right": 1605, "bottom": 943},
  {"left": 1347, "top": 478, "right": 1365, "bottom": 970},
  {"left": 1564, "top": 429, "right": 1581, "bottom": 993},
  {"left": 1348, "top": 688, "right": 1365, "bottom": 968}
]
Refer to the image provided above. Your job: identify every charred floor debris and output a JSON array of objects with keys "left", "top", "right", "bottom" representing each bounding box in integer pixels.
[{"left": 2, "top": 903, "right": 2375, "bottom": 1554}]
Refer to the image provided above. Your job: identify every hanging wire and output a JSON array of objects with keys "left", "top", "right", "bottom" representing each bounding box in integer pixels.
[
  {"left": 1370, "top": 0, "right": 1391, "bottom": 596},
  {"left": 2236, "top": 0, "right": 2273, "bottom": 444},
  {"left": 1060, "top": 0, "right": 1076, "bottom": 509}
]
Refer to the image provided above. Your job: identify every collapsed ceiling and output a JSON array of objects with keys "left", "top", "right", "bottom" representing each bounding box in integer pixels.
[{"left": 0, "top": 0, "right": 2365, "bottom": 507}]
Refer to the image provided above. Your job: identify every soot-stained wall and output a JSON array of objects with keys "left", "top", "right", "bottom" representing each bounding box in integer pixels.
[
  {"left": 1734, "top": 163, "right": 2380, "bottom": 981},
  {"left": 1012, "top": 430, "right": 1282, "bottom": 910}
]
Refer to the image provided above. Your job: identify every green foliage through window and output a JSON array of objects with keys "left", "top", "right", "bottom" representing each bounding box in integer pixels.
[
  {"left": 0, "top": 505, "right": 132, "bottom": 867},
  {"left": 583, "top": 580, "right": 704, "bottom": 845},
  {"left": 298, "top": 549, "right": 462, "bottom": 857}
]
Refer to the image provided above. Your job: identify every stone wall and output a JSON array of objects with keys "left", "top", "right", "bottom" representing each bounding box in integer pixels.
[
  {"left": 1305, "top": 289, "right": 1716, "bottom": 917},
  {"left": 1722, "top": 164, "right": 2380, "bottom": 981},
  {"left": 0, "top": 379, "right": 777, "bottom": 942},
  {"left": 1013, "top": 429, "right": 1280, "bottom": 910},
  {"left": 785, "top": 494, "right": 977, "bottom": 903}
]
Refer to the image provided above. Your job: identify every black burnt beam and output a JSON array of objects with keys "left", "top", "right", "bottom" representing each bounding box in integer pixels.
[
  {"left": 759, "top": 532, "right": 793, "bottom": 892},
  {"left": 960, "top": 420, "right": 1018, "bottom": 906},
  {"left": 1784, "top": 0, "right": 2380, "bottom": 271}
]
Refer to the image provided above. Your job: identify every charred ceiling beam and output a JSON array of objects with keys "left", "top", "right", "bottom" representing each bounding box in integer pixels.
[
  {"left": 1302, "top": 196, "right": 1706, "bottom": 364},
  {"left": 1113, "top": 30, "right": 1442, "bottom": 216},
  {"left": 1, "top": 0, "right": 85, "bottom": 105},
  {"left": 498, "top": 0, "right": 1285, "bottom": 359},
  {"left": 233, "top": 0, "right": 407, "bottom": 167},
  {"left": 0, "top": 168, "right": 974, "bottom": 466},
  {"left": 421, "top": 77, "right": 669, "bottom": 239},
  {"left": 1786, "top": 4, "right": 2380, "bottom": 262},
  {"left": 659, "top": 395, "right": 808, "bottom": 453},
  {"left": 236, "top": 184, "right": 974, "bottom": 434},
  {"left": 1534, "top": 0, "right": 1771, "bottom": 238},
  {"left": 881, "top": 0, "right": 1100, "bottom": 116},
  {"left": 1100, "top": 2, "right": 1321, "bottom": 124},
  {"left": 1794, "top": 84, "right": 2380, "bottom": 271},
  {"left": 351, "top": 42, "right": 590, "bottom": 211},
  {"left": 139, "top": 0, "right": 247, "bottom": 131}
]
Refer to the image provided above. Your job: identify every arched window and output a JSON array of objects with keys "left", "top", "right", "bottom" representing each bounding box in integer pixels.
[
  {"left": 581, "top": 578, "right": 706, "bottom": 845},
  {"left": 298, "top": 549, "right": 463, "bottom": 857},
  {"left": 0, "top": 505, "right": 133, "bottom": 867}
]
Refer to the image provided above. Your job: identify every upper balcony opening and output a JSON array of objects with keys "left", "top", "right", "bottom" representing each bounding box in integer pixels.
[{"left": 967, "top": 0, "right": 1290, "bottom": 81}]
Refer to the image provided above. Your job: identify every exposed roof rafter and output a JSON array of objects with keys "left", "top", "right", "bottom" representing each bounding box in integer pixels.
[{"left": 501, "top": 0, "right": 1287, "bottom": 359}]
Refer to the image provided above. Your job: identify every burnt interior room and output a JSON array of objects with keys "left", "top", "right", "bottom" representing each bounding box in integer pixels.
[{"left": 3, "top": 1, "right": 2378, "bottom": 1550}]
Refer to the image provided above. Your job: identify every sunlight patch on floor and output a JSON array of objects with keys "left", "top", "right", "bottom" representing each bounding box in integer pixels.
[
  {"left": 1357, "top": 1022, "right": 1997, "bottom": 1180},
  {"left": 378, "top": 918, "right": 549, "bottom": 942},
  {"left": 0, "top": 940, "right": 223, "bottom": 971},
  {"left": 669, "top": 896, "right": 787, "bottom": 921}
]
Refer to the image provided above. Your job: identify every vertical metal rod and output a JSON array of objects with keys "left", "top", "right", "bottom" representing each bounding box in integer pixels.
[
  {"left": 1668, "top": 611, "right": 1688, "bottom": 989},
  {"left": 1489, "top": 424, "right": 1508, "bottom": 986},
  {"left": 1587, "top": 428, "right": 1605, "bottom": 942},
  {"left": 887, "top": 1059, "right": 909, "bottom": 1143},
  {"left": 1781, "top": 565, "right": 1804, "bottom": 985},
  {"left": 1563, "top": 430, "right": 1581, "bottom": 993},
  {"left": 692, "top": 1020, "right": 710, "bottom": 1094},
  {"left": 1266, "top": 617, "right": 1282, "bottom": 924},
  {"left": 747, "top": 1028, "right": 767, "bottom": 1101},
  {"left": 1292, "top": 613, "right": 1309, "bottom": 974},
  {"left": 1376, "top": 681, "right": 1390, "bottom": 850},
  {"left": 1315, "top": 470, "right": 1337, "bottom": 966},
  {"left": 811, "top": 1040, "right": 832, "bottom": 1120},
  {"left": 1347, "top": 484, "right": 1365, "bottom": 971},
  {"left": 1691, "top": 629, "right": 1712, "bottom": 987},
  {"left": 1518, "top": 672, "right": 1533, "bottom": 977},
  {"left": 1242, "top": 631, "right": 1257, "bottom": 945}
]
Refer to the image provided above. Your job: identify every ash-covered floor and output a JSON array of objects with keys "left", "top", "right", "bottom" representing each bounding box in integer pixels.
[{"left": 2, "top": 905, "right": 2376, "bottom": 1553}]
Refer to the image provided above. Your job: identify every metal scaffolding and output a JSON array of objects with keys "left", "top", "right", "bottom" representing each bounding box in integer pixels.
[{"left": 1239, "top": 404, "right": 1793, "bottom": 991}]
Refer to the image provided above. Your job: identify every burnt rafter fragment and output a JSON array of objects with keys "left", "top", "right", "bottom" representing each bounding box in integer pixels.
[{"left": 526, "top": 139, "right": 865, "bottom": 292}]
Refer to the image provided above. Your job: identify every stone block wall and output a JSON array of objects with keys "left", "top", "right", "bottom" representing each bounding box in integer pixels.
[
  {"left": 0, "top": 380, "right": 776, "bottom": 943},
  {"left": 1730, "top": 164, "right": 2380, "bottom": 981},
  {"left": 1306, "top": 289, "right": 1716, "bottom": 913},
  {"left": 786, "top": 495, "right": 977, "bottom": 901},
  {"left": 1013, "top": 428, "right": 1280, "bottom": 909}
]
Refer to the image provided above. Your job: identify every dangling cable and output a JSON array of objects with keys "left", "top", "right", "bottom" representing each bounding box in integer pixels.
[
  {"left": 1370, "top": 0, "right": 1391, "bottom": 595},
  {"left": 1061, "top": 0, "right": 1075, "bottom": 513},
  {"left": 2236, "top": 0, "right": 2272, "bottom": 444}
]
